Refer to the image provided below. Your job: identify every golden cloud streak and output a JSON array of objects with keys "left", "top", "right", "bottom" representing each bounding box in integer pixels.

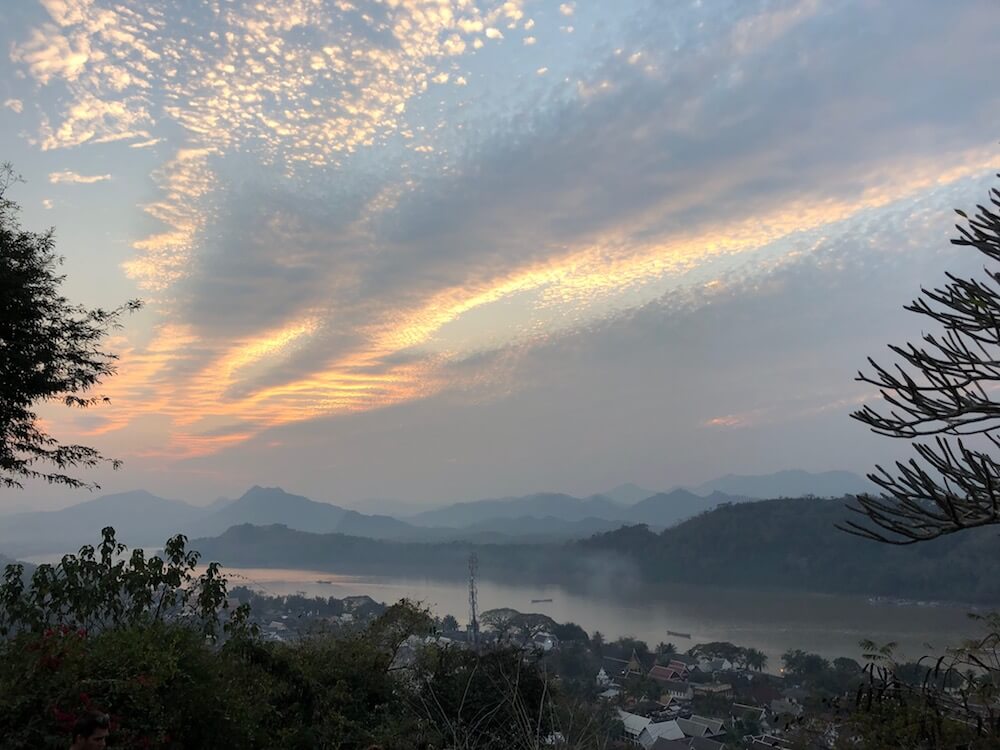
[{"left": 79, "top": 145, "right": 996, "bottom": 461}]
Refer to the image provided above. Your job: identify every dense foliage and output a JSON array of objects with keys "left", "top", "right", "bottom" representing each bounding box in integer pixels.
[
  {"left": 579, "top": 498, "right": 1000, "bottom": 602},
  {"left": 0, "top": 164, "right": 140, "bottom": 490},
  {"left": 0, "top": 530, "right": 611, "bottom": 749}
]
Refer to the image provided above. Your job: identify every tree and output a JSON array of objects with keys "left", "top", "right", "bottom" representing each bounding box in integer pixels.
[
  {"left": 840, "top": 173, "right": 1000, "bottom": 748},
  {"left": 440, "top": 613, "right": 459, "bottom": 631},
  {"left": 591, "top": 630, "right": 604, "bottom": 656},
  {"left": 0, "top": 164, "right": 140, "bottom": 490},
  {"left": 689, "top": 640, "right": 743, "bottom": 664},
  {"left": 654, "top": 641, "right": 677, "bottom": 661},
  {"left": 781, "top": 649, "right": 830, "bottom": 684},
  {"left": 745, "top": 647, "right": 768, "bottom": 672},
  {"left": 0, "top": 527, "right": 238, "bottom": 640},
  {"left": 845, "top": 178, "right": 1000, "bottom": 543}
]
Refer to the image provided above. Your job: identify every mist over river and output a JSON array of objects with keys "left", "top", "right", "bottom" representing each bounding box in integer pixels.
[{"left": 224, "top": 566, "right": 980, "bottom": 666}]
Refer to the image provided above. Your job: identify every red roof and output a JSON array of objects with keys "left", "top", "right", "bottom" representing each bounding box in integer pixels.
[{"left": 648, "top": 664, "right": 684, "bottom": 683}]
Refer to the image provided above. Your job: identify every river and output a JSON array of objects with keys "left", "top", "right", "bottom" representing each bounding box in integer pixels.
[{"left": 224, "top": 566, "right": 982, "bottom": 666}]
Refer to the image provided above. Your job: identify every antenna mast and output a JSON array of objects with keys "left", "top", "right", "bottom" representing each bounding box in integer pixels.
[{"left": 468, "top": 551, "right": 480, "bottom": 651}]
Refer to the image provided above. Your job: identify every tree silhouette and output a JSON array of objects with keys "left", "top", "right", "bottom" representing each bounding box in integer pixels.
[
  {"left": 0, "top": 164, "right": 140, "bottom": 490},
  {"left": 745, "top": 647, "right": 768, "bottom": 672},
  {"left": 845, "top": 175, "right": 1000, "bottom": 543}
]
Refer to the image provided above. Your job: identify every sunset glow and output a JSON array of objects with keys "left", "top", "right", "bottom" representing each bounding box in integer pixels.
[{"left": 4, "top": 0, "right": 999, "bottom": 504}]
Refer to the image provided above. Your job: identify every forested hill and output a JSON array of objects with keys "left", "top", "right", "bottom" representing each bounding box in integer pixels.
[
  {"left": 578, "top": 498, "right": 1000, "bottom": 603},
  {"left": 191, "top": 498, "right": 1000, "bottom": 603},
  {"left": 191, "top": 523, "right": 580, "bottom": 581}
]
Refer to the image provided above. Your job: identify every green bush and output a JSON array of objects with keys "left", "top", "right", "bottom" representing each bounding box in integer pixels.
[{"left": 0, "top": 529, "right": 576, "bottom": 749}]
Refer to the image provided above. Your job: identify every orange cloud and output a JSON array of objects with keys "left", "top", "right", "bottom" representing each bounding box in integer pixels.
[{"left": 75, "top": 143, "right": 994, "bottom": 461}]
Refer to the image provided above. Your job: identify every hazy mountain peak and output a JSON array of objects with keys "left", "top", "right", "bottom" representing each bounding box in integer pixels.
[
  {"left": 205, "top": 496, "right": 233, "bottom": 511},
  {"left": 234, "top": 485, "right": 331, "bottom": 507},
  {"left": 64, "top": 489, "right": 194, "bottom": 513},
  {"left": 0, "top": 489, "right": 205, "bottom": 558},
  {"left": 600, "top": 483, "right": 658, "bottom": 505}
]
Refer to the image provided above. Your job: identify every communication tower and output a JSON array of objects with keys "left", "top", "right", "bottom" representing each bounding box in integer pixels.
[{"left": 467, "top": 551, "right": 480, "bottom": 650}]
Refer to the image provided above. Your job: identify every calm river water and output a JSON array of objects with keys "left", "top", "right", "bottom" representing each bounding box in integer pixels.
[{"left": 224, "top": 567, "right": 981, "bottom": 666}]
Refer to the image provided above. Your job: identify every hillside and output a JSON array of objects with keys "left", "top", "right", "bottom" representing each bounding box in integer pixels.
[
  {"left": 690, "top": 469, "right": 874, "bottom": 498},
  {"left": 185, "top": 486, "right": 351, "bottom": 538},
  {"left": 621, "top": 488, "right": 723, "bottom": 526},
  {"left": 600, "top": 483, "right": 657, "bottom": 504},
  {"left": 405, "top": 488, "right": 749, "bottom": 529},
  {"left": 407, "top": 492, "right": 624, "bottom": 527},
  {"left": 0, "top": 490, "right": 207, "bottom": 557},
  {"left": 190, "top": 523, "right": 576, "bottom": 581},
  {"left": 0, "top": 486, "right": 426, "bottom": 556},
  {"left": 192, "top": 498, "right": 1000, "bottom": 603},
  {"left": 581, "top": 498, "right": 1000, "bottom": 602}
]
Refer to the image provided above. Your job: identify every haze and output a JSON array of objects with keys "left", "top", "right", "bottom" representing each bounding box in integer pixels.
[{"left": 2, "top": 0, "right": 999, "bottom": 511}]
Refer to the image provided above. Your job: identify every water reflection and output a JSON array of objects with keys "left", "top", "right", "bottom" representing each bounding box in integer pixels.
[{"left": 224, "top": 567, "right": 979, "bottom": 664}]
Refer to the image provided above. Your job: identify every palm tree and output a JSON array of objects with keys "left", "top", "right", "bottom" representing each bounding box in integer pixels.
[
  {"left": 745, "top": 648, "right": 768, "bottom": 672},
  {"left": 655, "top": 642, "right": 677, "bottom": 663}
]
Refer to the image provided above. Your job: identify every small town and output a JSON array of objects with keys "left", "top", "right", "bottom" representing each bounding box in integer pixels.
[{"left": 235, "top": 586, "right": 907, "bottom": 750}]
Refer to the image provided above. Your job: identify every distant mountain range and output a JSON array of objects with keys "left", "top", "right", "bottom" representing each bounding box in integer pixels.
[
  {"left": 0, "top": 490, "right": 206, "bottom": 558},
  {"left": 687, "top": 469, "right": 875, "bottom": 499},
  {"left": 406, "top": 492, "right": 625, "bottom": 527},
  {"left": 0, "top": 486, "right": 412, "bottom": 557},
  {"left": 0, "top": 470, "right": 875, "bottom": 557},
  {"left": 577, "top": 498, "right": 1000, "bottom": 603},
  {"left": 190, "top": 497, "right": 1000, "bottom": 603}
]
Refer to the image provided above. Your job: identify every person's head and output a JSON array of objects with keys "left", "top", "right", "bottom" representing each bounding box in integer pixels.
[{"left": 70, "top": 711, "right": 109, "bottom": 750}]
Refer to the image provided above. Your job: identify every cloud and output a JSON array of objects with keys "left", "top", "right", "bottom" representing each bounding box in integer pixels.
[
  {"left": 3, "top": 99, "right": 23, "bottom": 113},
  {"left": 12, "top": 0, "right": 1000, "bottom": 465},
  {"left": 704, "top": 412, "right": 762, "bottom": 429},
  {"left": 11, "top": 25, "right": 91, "bottom": 84},
  {"left": 48, "top": 170, "right": 111, "bottom": 184},
  {"left": 178, "top": 184, "right": 977, "bottom": 501}
]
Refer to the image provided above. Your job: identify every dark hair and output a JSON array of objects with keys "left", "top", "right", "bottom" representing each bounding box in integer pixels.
[{"left": 72, "top": 711, "right": 109, "bottom": 739}]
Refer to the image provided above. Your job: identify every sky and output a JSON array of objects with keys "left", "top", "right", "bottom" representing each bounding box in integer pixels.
[{"left": 1, "top": 0, "right": 999, "bottom": 512}]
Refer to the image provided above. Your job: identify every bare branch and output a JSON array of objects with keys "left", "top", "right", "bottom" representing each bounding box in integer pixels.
[{"left": 849, "top": 180, "right": 1000, "bottom": 542}]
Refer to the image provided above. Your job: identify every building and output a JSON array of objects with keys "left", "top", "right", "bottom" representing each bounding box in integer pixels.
[
  {"left": 649, "top": 664, "right": 686, "bottom": 684},
  {"left": 659, "top": 679, "right": 694, "bottom": 702},
  {"left": 637, "top": 719, "right": 686, "bottom": 748},
  {"left": 680, "top": 715, "right": 725, "bottom": 737},
  {"left": 692, "top": 682, "right": 733, "bottom": 698},
  {"left": 617, "top": 709, "right": 652, "bottom": 744}
]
